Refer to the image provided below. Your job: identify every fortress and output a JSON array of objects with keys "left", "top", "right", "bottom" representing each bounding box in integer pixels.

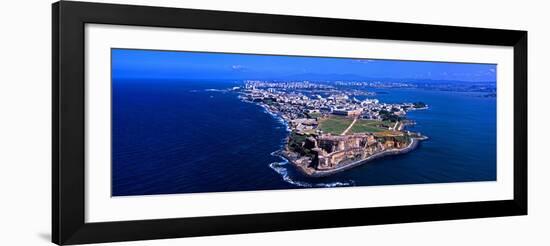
[
  {"left": 303, "top": 134, "right": 408, "bottom": 170},
  {"left": 239, "top": 82, "right": 427, "bottom": 177}
]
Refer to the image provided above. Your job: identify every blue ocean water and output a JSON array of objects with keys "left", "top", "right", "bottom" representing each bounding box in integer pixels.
[{"left": 112, "top": 79, "right": 496, "bottom": 196}]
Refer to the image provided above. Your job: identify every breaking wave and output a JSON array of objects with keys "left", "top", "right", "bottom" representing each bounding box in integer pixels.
[
  {"left": 244, "top": 93, "right": 354, "bottom": 188},
  {"left": 269, "top": 152, "right": 355, "bottom": 188},
  {"left": 260, "top": 106, "right": 291, "bottom": 133},
  {"left": 269, "top": 161, "right": 354, "bottom": 188},
  {"left": 204, "top": 88, "right": 227, "bottom": 92}
]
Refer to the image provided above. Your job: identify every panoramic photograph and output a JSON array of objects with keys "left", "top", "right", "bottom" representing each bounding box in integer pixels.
[{"left": 111, "top": 48, "right": 497, "bottom": 196}]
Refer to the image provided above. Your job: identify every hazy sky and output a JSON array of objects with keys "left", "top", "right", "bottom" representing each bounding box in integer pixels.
[{"left": 112, "top": 49, "right": 496, "bottom": 82}]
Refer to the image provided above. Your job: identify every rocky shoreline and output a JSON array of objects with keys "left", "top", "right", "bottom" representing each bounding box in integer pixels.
[
  {"left": 236, "top": 86, "right": 429, "bottom": 178},
  {"left": 279, "top": 136, "right": 426, "bottom": 178}
]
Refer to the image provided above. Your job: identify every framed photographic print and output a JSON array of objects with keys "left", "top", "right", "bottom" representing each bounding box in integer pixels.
[{"left": 52, "top": 1, "right": 527, "bottom": 245}]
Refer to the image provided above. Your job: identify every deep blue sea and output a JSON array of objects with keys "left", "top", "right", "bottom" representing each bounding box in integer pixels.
[{"left": 112, "top": 79, "right": 496, "bottom": 196}]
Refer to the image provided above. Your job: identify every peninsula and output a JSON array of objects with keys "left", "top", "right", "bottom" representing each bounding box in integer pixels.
[{"left": 236, "top": 80, "right": 428, "bottom": 177}]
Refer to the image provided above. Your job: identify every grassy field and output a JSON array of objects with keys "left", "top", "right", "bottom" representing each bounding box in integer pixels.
[
  {"left": 373, "top": 131, "right": 405, "bottom": 137},
  {"left": 318, "top": 116, "right": 354, "bottom": 135},
  {"left": 349, "top": 120, "right": 393, "bottom": 134},
  {"left": 318, "top": 116, "right": 398, "bottom": 135}
]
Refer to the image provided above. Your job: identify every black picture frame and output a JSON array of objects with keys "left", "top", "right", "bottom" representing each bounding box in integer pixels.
[{"left": 52, "top": 1, "right": 527, "bottom": 245}]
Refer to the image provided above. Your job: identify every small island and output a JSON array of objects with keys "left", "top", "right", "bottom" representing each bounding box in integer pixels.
[{"left": 236, "top": 80, "right": 428, "bottom": 177}]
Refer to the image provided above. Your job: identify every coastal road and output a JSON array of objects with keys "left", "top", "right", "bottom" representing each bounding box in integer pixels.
[{"left": 341, "top": 117, "right": 358, "bottom": 135}]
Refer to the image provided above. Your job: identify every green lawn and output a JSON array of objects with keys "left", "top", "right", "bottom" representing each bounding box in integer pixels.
[
  {"left": 349, "top": 120, "right": 392, "bottom": 134},
  {"left": 318, "top": 116, "right": 354, "bottom": 135}
]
